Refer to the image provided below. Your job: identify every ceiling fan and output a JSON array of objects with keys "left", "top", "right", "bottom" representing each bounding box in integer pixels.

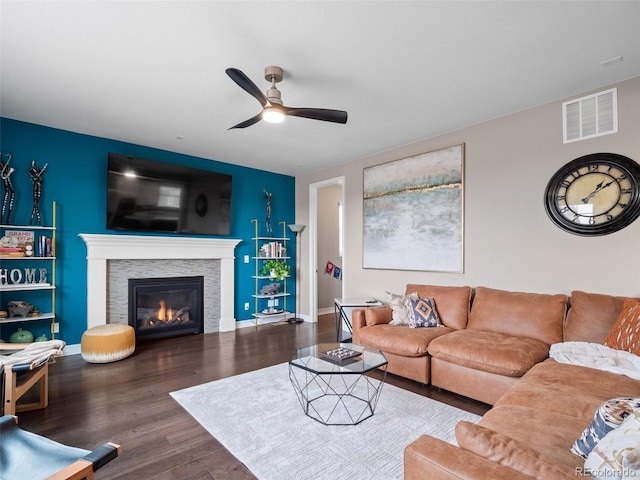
[{"left": 225, "top": 66, "right": 348, "bottom": 129}]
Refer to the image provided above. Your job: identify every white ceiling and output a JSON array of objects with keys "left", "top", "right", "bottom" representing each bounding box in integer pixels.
[{"left": 2, "top": 1, "right": 640, "bottom": 176}]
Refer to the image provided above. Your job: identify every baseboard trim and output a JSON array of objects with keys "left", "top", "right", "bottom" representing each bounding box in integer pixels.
[
  {"left": 63, "top": 315, "right": 315, "bottom": 348},
  {"left": 236, "top": 315, "right": 312, "bottom": 328}
]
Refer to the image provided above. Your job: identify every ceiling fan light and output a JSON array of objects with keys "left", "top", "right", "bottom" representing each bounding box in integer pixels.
[{"left": 263, "top": 106, "right": 285, "bottom": 124}]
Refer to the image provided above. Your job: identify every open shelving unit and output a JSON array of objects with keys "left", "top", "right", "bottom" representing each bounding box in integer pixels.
[
  {"left": 251, "top": 219, "right": 291, "bottom": 326},
  {"left": 0, "top": 201, "right": 57, "bottom": 342}
]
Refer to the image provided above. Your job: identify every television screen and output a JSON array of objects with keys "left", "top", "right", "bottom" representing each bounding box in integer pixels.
[{"left": 107, "top": 153, "right": 232, "bottom": 235}]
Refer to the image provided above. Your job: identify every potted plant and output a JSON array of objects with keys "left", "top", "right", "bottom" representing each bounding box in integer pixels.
[{"left": 261, "top": 259, "right": 291, "bottom": 281}]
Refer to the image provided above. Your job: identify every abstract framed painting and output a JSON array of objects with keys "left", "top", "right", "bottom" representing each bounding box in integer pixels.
[{"left": 363, "top": 144, "right": 464, "bottom": 272}]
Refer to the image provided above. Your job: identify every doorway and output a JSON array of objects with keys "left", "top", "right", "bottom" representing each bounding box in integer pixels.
[{"left": 309, "top": 177, "right": 345, "bottom": 322}]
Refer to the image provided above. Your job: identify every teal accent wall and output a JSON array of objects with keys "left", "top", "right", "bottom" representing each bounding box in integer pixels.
[{"left": 0, "top": 118, "right": 295, "bottom": 344}]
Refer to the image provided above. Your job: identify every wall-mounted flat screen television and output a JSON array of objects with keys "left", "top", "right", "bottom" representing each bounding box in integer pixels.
[{"left": 107, "top": 153, "right": 232, "bottom": 235}]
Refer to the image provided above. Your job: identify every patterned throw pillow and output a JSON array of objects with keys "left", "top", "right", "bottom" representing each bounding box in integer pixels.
[
  {"left": 604, "top": 299, "right": 640, "bottom": 355},
  {"left": 386, "top": 291, "right": 419, "bottom": 326},
  {"left": 405, "top": 296, "right": 442, "bottom": 328},
  {"left": 571, "top": 397, "right": 640, "bottom": 459},
  {"left": 584, "top": 410, "right": 640, "bottom": 479}
]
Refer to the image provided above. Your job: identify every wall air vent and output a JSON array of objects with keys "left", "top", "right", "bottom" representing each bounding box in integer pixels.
[{"left": 563, "top": 88, "right": 617, "bottom": 144}]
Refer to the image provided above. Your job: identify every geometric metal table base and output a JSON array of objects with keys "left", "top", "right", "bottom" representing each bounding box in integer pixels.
[
  {"left": 289, "top": 363, "right": 387, "bottom": 425},
  {"left": 288, "top": 343, "right": 388, "bottom": 426}
]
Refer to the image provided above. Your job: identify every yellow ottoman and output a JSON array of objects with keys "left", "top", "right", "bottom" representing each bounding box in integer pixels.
[{"left": 81, "top": 324, "right": 135, "bottom": 363}]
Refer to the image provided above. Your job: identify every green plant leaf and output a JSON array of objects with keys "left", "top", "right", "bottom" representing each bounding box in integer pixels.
[{"left": 260, "top": 259, "right": 291, "bottom": 280}]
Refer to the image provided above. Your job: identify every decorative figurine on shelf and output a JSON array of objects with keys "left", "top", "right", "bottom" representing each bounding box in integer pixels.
[
  {"left": 260, "top": 283, "right": 280, "bottom": 295},
  {"left": 9, "top": 328, "right": 34, "bottom": 343},
  {"left": 264, "top": 188, "right": 273, "bottom": 236},
  {"left": 29, "top": 159, "right": 48, "bottom": 226},
  {"left": 0, "top": 153, "right": 16, "bottom": 224}
]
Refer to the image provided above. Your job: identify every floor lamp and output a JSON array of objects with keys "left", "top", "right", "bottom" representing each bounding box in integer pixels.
[{"left": 287, "top": 224, "right": 306, "bottom": 324}]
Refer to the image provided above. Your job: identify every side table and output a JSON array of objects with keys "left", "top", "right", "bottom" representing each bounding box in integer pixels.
[{"left": 334, "top": 298, "right": 382, "bottom": 342}]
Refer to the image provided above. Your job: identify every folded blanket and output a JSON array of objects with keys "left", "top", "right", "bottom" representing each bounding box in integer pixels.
[
  {"left": 550, "top": 341, "right": 640, "bottom": 381},
  {"left": 0, "top": 340, "right": 66, "bottom": 369}
]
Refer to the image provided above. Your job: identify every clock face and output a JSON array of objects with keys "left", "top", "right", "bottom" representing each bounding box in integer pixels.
[{"left": 544, "top": 153, "right": 640, "bottom": 236}]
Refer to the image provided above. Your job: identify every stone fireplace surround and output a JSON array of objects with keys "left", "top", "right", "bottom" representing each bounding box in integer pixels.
[
  {"left": 79, "top": 234, "right": 241, "bottom": 332},
  {"left": 115, "top": 267, "right": 208, "bottom": 333}
]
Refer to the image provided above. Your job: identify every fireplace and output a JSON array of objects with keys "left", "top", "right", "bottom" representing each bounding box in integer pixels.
[
  {"left": 79, "top": 234, "right": 240, "bottom": 332},
  {"left": 129, "top": 276, "right": 204, "bottom": 341}
]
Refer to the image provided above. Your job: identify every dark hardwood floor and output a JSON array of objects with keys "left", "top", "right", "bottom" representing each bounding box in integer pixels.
[{"left": 16, "top": 315, "right": 490, "bottom": 479}]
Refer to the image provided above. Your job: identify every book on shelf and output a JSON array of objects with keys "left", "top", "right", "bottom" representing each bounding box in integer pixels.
[
  {"left": 0, "top": 252, "right": 25, "bottom": 258},
  {"left": 3, "top": 230, "right": 35, "bottom": 256},
  {"left": 260, "top": 241, "right": 285, "bottom": 258},
  {"left": 5, "top": 230, "right": 34, "bottom": 245},
  {"left": 39, "top": 236, "right": 52, "bottom": 257}
]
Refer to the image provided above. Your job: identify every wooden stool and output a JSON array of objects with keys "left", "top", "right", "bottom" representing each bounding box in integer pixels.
[
  {"left": 3, "top": 362, "right": 48, "bottom": 416},
  {"left": 81, "top": 324, "right": 135, "bottom": 363},
  {"left": 1, "top": 340, "right": 65, "bottom": 416}
]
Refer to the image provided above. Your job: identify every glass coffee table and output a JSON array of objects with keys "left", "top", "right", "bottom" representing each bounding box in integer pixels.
[{"left": 289, "top": 343, "right": 388, "bottom": 425}]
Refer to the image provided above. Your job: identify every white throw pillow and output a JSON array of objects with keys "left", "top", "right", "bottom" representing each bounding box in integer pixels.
[
  {"left": 585, "top": 410, "right": 640, "bottom": 480},
  {"left": 385, "top": 291, "right": 418, "bottom": 326}
]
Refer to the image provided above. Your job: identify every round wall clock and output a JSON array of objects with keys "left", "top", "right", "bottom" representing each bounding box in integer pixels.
[{"left": 544, "top": 153, "right": 640, "bottom": 236}]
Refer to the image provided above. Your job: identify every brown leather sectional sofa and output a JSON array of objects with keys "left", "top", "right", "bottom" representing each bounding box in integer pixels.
[{"left": 352, "top": 285, "right": 640, "bottom": 479}]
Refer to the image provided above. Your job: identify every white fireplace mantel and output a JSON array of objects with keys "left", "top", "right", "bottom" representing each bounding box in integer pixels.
[{"left": 79, "top": 234, "right": 241, "bottom": 332}]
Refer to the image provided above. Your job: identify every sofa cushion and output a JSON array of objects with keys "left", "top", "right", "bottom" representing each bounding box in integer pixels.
[
  {"left": 405, "top": 284, "right": 471, "bottom": 330},
  {"left": 495, "top": 359, "right": 640, "bottom": 422},
  {"left": 584, "top": 411, "right": 640, "bottom": 479},
  {"left": 565, "top": 290, "right": 632, "bottom": 343},
  {"left": 455, "top": 421, "right": 578, "bottom": 480},
  {"left": 604, "top": 298, "right": 640, "bottom": 355},
  {"left": 386, "top": 291, "right": 419, "bottom": 325},
  {"left": 405, "top": 297, "right": 442, "bottom": 328},
  {"left": 467, "top": 286, "right": 567, "bottom": 345},
  {"left": 572, "top": 397, "right": 640, "bottom": 459},
  {"left": 357, "top": 324, "right": 453, "bottom": 357},
  {"left": 478, "top": 405, "right": 587, "bottom": 472},
  {"left": 427, "top": 329, "right": 550, "bottom": 377}
]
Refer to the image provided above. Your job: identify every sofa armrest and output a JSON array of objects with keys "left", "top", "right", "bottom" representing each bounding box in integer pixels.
[
  {"left": 352, "top": 308, "right": 367, "bottom": 343},
  {"left": 352, "top": 308, "right": 367, "bottom": 330},
  {"left": 352, "top": 306, "right": 392, "bottom": 343},
  {"left": 404, "top": 435, "right": 534, "bottom": 480}
]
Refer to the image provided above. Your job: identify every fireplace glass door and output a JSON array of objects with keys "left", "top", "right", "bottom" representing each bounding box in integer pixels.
[{"left": 129, "top": 276, "right": 204, "bottom": 340}]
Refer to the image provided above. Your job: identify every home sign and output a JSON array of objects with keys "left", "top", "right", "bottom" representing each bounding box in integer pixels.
[{"left": 0, "top": 268, "right": 49, "bottom": 285}]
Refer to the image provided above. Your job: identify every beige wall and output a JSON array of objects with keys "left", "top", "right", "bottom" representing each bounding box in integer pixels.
[{"left": 296, "top": 76, "right": 640, "bottom": 317}]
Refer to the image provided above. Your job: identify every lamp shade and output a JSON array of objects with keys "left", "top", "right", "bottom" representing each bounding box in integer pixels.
[{"left": 288, "top": 224, "right": 306, "bottom": 233}]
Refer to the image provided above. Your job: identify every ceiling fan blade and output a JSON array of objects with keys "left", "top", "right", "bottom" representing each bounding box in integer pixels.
[
  {"left": 229, "top": 112, "right": 263, "bottom": 130},
  {"left": 226, "top": 68, "right": 268, "bottom": 107},
  {"left": 283, "top": 107, "right": 348, "bottom": 124}
]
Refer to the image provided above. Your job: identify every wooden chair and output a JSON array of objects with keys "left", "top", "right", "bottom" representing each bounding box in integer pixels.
[
  {"left": 1, "top": 340, "right": 65, "bottom": 415},
  {"left": 0, "top": 415, "right": 121, "bottom": 480}
]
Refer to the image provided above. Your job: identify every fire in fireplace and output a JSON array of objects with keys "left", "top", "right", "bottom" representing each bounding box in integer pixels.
[{"left": 128, "top": 276, "right": 204, "bottom": 341}]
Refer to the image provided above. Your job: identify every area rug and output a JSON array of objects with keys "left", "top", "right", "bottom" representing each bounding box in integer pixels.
[{"left": 170, "top": 363, "right": 481, "bottom": 480}]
